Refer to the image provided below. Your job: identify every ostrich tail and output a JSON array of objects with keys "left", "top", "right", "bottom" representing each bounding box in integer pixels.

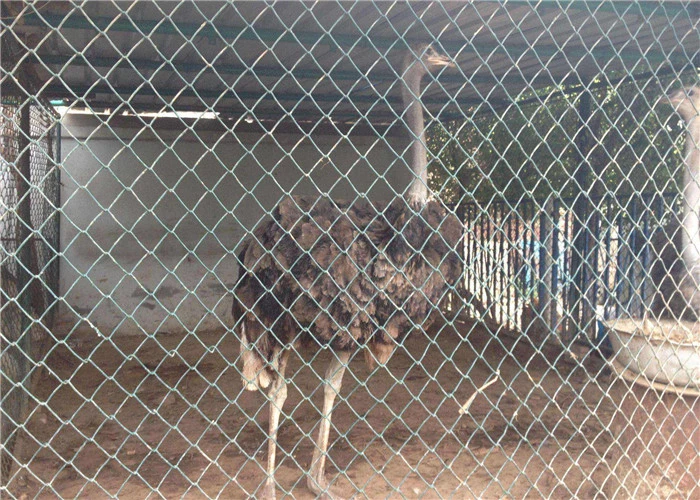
[{"left": 239, "top": 323, "right": 273, "bottom": 391}]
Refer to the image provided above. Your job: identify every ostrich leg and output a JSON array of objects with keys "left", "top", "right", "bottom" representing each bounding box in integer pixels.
[
  {"left": 262, "top": 349, "right": 291, "bottom": 500},
  {"left": 307, "top": 351, "right": 351, "bottom": 499}
]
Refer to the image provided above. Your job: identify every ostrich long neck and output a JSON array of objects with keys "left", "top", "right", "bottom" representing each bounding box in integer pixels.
[
  {"left": 402, "top": 66, "right": 428, "bottom": 207},
  {"left": 681, "top": 115, "right": 700, "bottom": 274}
]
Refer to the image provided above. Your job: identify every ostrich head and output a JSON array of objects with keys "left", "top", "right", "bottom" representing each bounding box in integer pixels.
[
  {"left": 402, "top": 44, "right": 454, "bottom": 208},
  {"left": 402, "top": 44, "right": 454, "bottom": 79},
  {"left": 664, "top": 86, "right": 700, "bottom": 123}
]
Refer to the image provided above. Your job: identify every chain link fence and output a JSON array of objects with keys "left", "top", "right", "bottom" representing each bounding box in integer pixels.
[
  {"left": 1, "top": 1, "right": 699, "bottom": 498},
  {"left": 462, "top": 191, "right": 679, "bottom": 335},
  {"left": 0, "top": 95, "right": 60, "bottom": 484}
]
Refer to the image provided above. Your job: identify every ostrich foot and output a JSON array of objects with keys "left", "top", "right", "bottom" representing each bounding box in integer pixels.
[{"left": 306, "top": 473, "right": 346, "bottom": 500}]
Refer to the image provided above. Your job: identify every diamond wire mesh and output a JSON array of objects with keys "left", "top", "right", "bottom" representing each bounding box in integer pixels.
[
  {"left": 1, "top": 96, "right": 60, "bottom": 486},
  {"left": 1, "top": 1, "right": 699, "bottom": 498}
]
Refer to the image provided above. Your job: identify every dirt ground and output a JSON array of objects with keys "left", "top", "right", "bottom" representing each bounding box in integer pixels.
[{"left": 7, "top": 318, "right": 620, "bottom": 499}]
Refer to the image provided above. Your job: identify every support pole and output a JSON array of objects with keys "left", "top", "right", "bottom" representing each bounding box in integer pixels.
[{"left": 569, "top": 81, "right": 593, "bottom": 343}]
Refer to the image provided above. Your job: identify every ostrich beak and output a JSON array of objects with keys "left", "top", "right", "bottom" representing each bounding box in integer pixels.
[{"left": 427, "top": 54, "right": 455, "bottom": 68}]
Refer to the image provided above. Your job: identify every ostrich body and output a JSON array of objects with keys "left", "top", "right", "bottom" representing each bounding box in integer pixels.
[
  {"left": 232, "top": 46, "right": 460, "bottom": 499},
  {"left": 652, "top": 86, "right": 700, "bottom": 319}
]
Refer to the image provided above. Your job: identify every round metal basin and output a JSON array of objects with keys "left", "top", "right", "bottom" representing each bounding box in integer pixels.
[{"left": 607, "top": 319, "right": 700, "bottom": 389}]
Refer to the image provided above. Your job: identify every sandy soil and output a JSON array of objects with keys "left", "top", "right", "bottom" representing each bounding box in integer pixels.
[{"left": 7, "top": 318, "right": 618, "bottom": 499}]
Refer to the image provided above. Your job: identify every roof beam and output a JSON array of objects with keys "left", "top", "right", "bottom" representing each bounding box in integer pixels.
[
  {"left": 41, "top": 82, "right": 486, "bottom": 114},
  {"left": 38, "top": 60, "right": 694, "bottom": 121},
  {"left": 532, "top": 0, "right": 698, "bottom": 19},
  {"left": 19, "top": 10, "right": 691, "bottom": 66},
  {"left": 36, "top": 53, "right": 532, "bottom": 88}
]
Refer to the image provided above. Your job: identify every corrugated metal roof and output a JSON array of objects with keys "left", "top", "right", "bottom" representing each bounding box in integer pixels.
[{"left": 5, "top": 1, "right": 699, "bottom": 126}]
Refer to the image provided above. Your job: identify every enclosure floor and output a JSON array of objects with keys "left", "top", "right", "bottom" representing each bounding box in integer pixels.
[{"left": 9, "top": 319, "right": 617, "bottom": 498}]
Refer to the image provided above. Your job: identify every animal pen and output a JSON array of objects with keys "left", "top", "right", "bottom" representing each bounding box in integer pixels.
[{"left": 1, "top": 1, "right": 699, "bottom": 498}]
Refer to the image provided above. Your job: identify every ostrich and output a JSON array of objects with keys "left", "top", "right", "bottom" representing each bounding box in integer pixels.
[
  {"left": 232, "top": 45, "right": 461, "bottom": 499},
  {"left": 652, "top": 86, "right": 700, "bottom": 320}
]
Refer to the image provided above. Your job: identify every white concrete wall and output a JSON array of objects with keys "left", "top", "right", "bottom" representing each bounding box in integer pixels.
[{"left": 58, "top": 114, "right": 410, "bottom": 337}]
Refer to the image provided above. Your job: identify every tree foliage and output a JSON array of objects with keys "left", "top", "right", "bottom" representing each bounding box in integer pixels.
[{"left": 427, "top": 79, "right": 688, "bottom": 209}]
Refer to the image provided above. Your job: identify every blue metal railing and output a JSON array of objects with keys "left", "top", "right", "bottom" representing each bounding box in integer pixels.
[{"left": 461, "top": 191, "right": 679, "bottom": 339}]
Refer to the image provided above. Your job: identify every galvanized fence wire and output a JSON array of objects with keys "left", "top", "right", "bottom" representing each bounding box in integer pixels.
[
  {"left": 1, "top": 0, "right": 699, "bottom": 498},
  {"left": 462, "top": 192, "right": 681, "bottom": 332},
  {"left": 0, "top": 96, "right": 60, "bottom": 485}
]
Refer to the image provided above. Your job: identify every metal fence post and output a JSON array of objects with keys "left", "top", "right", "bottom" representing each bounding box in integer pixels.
[{"left": 569, "top": 82, "right": 593, "bottom": 342}]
